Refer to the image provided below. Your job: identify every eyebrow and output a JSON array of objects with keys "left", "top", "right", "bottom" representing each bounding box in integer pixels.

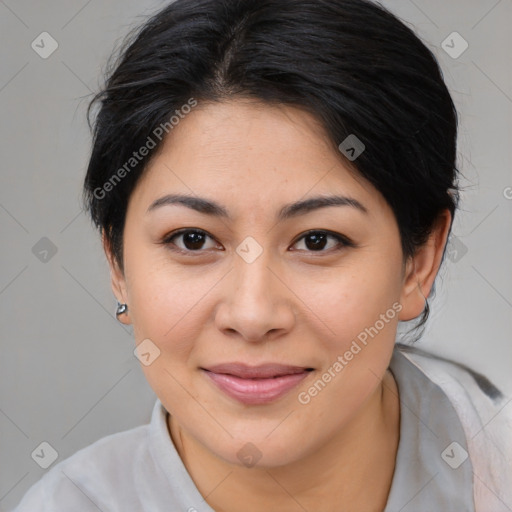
[{"left": 146, "top": 193, "right": 368, "bottom": 220}]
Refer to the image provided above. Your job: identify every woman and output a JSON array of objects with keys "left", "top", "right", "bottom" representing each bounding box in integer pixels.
[{"left": 12, "top": 0, "right": 511, "bottom": 510}]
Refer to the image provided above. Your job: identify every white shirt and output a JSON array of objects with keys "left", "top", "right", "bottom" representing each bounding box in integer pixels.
[{"left": 11, "top": 346, "right": 512, "bottom": 511}]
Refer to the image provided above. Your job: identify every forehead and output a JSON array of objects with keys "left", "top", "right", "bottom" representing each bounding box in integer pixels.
[{"left": 131, "top": 99, "right": 387, "bottom": 217}]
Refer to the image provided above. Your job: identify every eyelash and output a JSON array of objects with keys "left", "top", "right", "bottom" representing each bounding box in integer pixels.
[{"left": 160, "top": 228, "right": 355, "bottom": 255}]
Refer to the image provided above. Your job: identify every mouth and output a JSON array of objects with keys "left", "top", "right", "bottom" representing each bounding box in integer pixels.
[{"left": 201, "top": 363, "right": 314, "bottom": 405}]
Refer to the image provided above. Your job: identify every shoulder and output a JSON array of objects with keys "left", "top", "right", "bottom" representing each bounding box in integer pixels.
[
  {"left": 394, "top": 344, "right": 509, "bottom": 421},
  {"left": 395, "top": 344, "right": 512, "bottom": 511},
  {"left": 11, "top": 423, "right": 150, "bottom": 512}
]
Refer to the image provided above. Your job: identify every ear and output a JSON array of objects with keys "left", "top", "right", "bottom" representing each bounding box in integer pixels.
[
  {"left": 398, "top": 210, "right": 452, "bottom": 321},
  {"left": 102, "top": 232, "right": 131, "bottom": 325}
]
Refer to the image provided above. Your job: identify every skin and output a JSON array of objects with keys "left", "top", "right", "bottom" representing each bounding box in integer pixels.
[{"left": 106, "top": 99, "right": 452, "bottom": 512}]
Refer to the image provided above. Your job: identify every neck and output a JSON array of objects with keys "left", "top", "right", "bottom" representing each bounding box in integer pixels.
[{"left": 168, "top": 370, "right": 400, "bottom": 512}]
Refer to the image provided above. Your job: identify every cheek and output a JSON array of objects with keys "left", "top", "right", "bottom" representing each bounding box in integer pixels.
[
  {"left": 124, "top": 254, "right": 214, "bottom": 405},
  {"left": 293, "top": 267, "right": 401, "bottom": 427},
  {"left": 123, "top": 242, "right": 232, "bottom": 367},
  {"left": 302, "top": 256, "right": 403, "bottom": 352}
]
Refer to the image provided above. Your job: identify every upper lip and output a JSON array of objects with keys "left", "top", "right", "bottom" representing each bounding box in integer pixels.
[{"left": 202, "top": 363, "right": 313, "bottom": 379}]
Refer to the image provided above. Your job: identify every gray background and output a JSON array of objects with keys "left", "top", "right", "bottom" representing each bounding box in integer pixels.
[{"left": 0, "top": 0, "right": 511, "bottom": 509}]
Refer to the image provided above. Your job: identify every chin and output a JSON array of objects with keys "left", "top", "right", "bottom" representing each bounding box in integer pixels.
[
  {"left": 224, "top": 440, "right": 303, "bottom": 469},
  {"left": 200, "top": 423, "right": 313, "bottom": 469}
]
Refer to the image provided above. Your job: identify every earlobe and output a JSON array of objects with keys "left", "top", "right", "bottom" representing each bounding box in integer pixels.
[
  {"left": 398, "top": 210, "right": 452, "bottom": 321},
  {"left": 115, "top": 302, "right": 130, "bottom": 324}
]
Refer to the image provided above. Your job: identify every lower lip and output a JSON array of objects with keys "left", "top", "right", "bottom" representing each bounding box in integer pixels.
[{"left": 203, "top": 370, "right": 310, "bottom": 405}]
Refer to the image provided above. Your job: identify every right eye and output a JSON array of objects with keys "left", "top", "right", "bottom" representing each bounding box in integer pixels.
[{"left": 161, "top": 229, "right": 222, "bottom": 254}]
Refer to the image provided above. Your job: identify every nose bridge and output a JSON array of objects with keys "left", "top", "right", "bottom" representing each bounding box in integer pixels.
[
  {"left": 233, "top": 246, "right": 277, "bottom": 306},
  {"left": 215, "top": 244, "right": 295, "bottom": 341}
]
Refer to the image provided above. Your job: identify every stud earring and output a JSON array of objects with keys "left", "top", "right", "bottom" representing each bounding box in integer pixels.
[{"left": 116, "top": 302, "right": 128, "bottom": 318}]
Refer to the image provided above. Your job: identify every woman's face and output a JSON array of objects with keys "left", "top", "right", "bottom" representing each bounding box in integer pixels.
[{"left": 111, "top": 99, "right": 415, "bottom": 467}]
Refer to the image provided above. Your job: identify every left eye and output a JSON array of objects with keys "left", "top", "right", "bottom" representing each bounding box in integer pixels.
[{"left": 291, "top": 231, "right": 351, "bottom": 252}]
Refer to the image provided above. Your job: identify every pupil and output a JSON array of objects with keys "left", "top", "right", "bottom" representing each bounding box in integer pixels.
[
  {"left": 306, "top": 233, "right": 327, "bottom": 251},
  {"left": 181, "top": 232, "right": 330, "bottom": 251},
  {"left": 184, "top": 232, "right": 204, "bottom": 250}
]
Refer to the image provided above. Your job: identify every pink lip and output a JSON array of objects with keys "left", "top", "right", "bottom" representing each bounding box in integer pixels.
[{"left": 202, "top": 363, "right": 313, "bottom": 405}]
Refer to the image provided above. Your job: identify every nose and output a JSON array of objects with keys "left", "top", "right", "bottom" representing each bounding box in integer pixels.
[{"left": 214, "top": 251, "right": 296, "bottom": 343}]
